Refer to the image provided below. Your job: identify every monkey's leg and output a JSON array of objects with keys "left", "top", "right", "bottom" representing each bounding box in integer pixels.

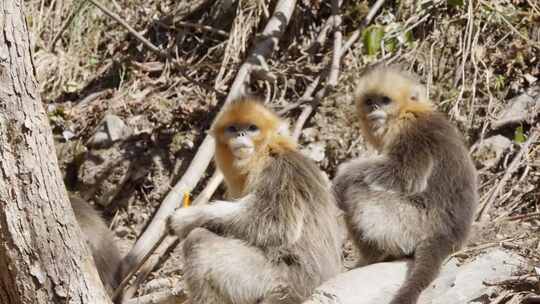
[
  {"left": 353, "top": 237, "right": 388, "bottom": 267},
  {"left": 182, "top": 227, "right": 281, "bottom": 304},
  {"left": 389, "top": 237, "right": 453, "bottom": 304}
]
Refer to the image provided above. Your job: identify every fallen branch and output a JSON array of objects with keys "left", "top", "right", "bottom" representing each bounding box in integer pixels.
[
  {"left": 121, "top": 235, "right": 179, "bottom": 303},
  {"left": 118, "top": 0, "right": 298, "bottom": 296}
]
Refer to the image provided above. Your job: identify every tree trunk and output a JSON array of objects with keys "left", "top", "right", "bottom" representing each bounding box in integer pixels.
[{"left": 0, "top": 1, "right": 112, "bottom": 303}]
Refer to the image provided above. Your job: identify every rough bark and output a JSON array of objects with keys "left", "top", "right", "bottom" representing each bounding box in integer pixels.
[{"left": 0, "top": 1, "right": 112, "bottom": 303}]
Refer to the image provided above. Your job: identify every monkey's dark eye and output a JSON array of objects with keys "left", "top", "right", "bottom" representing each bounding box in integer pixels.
[
  {"left": 365, "top": 98, "right": 374, "bottom": 106},
  {"left": 226, "top": 125, "right": 237, "bottom": 133},
  {"left": 248, "top": 124, "right": 259, "bottom": 132},
  {"left": 381, "top": 96, "right": 392, "bottom": 105}
]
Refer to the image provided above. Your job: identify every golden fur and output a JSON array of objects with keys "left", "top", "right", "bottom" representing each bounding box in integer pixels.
[
  {"left": 355, "top": 66, "right": 433, "bottom": 150},
  {"left": 212, "top": 98, "right": 296, "bottom": 198}
]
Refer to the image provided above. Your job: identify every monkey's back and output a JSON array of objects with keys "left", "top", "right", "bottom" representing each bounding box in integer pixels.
[
  {"left": 70, "top": 195, "right": 122, "bottom": 295},
  {"left": 237, "top": 150, "right": 342, "bottom": 300},
  {"left": 395, "top": 112, "right": 478, "bottom": 245}
]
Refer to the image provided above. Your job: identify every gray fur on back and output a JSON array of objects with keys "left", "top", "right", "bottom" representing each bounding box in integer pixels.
[
  {"left": 334, "top": 111, "right": 478, "bottom": 257},
  {"left": 227, "top": 150, "right": 343, "bottom": 300}
]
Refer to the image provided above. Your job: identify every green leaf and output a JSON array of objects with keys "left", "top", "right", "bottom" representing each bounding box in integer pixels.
[
  {"left": 386, "top": 37, "right": 398, "bottom": 53},
  {"left": 448, "top": 0, "right": 464, "bottom": 7},
  {"left": 403, "top": 30, "right": 414, "bottom": 46},
  {"left": 362, "top": 26, "right": 385, "bottom": 56},
  {"left": 514, "top": 125, "right": 526, "bottom": 143}
]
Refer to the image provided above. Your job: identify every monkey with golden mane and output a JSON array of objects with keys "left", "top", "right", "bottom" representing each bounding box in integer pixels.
[
  {"left": 333, "top": 66, "right": 478, "bottom": 304},
  {"left": 168, "top": 98, "right": 342, "bottom": 304}
]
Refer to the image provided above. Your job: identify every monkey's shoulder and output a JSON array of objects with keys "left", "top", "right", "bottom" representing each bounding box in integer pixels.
[
  {"left": 394, "top": 111, "right": 467, "bottom": 150},
  {"left": 255, "top": 149, "right": 331, "bottom": 202}
]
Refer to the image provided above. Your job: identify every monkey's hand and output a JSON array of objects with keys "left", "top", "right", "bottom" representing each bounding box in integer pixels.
[
  {"left": 168, "top": 199, "right": 248, "bottom": 239},
  {"left": 168, "top": 207, "right": 204, "bottom": 239}
]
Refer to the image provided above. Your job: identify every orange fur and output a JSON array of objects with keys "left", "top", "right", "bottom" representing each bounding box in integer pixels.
[
  {"left": 212, "top": 98, "right": 296, "bottom": 199},
  {"left": 355, "top": 66, "right": 434, "bottom": 151}
]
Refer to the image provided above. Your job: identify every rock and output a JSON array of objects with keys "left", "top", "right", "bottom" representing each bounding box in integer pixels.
[
  {"left": 472, "top": 135, "right": 512, "bottom": 169},
  {"left": 303, "top": 249, "right": 527, "bottom": 304},
  {"left": 88, "top": 114, "right": 133, "bottom": 148},
  {"left": 302, "top": 141, "right": 326, "bottom": 162},
  {"left": 492, "top": 91, "right": 540, "bottom": 129},
  {"left": 62, "top": 130, "right": 76, "bottom": 141}
]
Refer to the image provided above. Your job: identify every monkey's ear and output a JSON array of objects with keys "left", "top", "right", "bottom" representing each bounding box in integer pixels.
[{"left": 277, "top": 120, "right": 291, "bottom": 136}]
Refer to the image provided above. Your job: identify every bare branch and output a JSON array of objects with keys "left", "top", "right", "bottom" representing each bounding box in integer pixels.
[
  {"left": 327, "top": 0, "right": 343, "bottom": 87},
  {"left": 120, "top": 235, "right": 179, "bottom": 303},
  {"left": 192, "top": 171, "right": 224, "bottom": 206}
]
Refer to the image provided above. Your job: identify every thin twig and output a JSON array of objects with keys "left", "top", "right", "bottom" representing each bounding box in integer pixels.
[
  {"left": 339, "top": 0, "right": 386, "bottom": 57},
  {"left": 87, "top": 0, "right": 167, "bottom": 56},
  {"left": 118, "top": 0, "right": 298, "bottom": 296},
  {"left": 176, "top": 21, "right": 229, "bottom": 37},
  {"left": 49, "top": 0, "right": 88, "bottom": 52},
  {"left": 480, "top": 0, "right": 540, "bottom": 50},
  {"left": 476, "top": 128, "right": 540, "bottom": 221}
]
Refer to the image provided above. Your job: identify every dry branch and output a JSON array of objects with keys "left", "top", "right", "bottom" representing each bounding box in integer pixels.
[
  {"left": 121, "top": 235, "right": 179, "bottom": 303},
  {"left": 327, "top": 0, "right": 343, "bottom": 87},
  {"left": 118, "top": 0, "right": 298, "bottom": 296},
  {"left": 192, "top": 171, "right": 224, "bottom": 206}
]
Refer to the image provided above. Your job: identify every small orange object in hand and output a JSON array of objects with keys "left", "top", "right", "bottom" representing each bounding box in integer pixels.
[{"left": 182, "top": 192, "right": 191, "bottom": 208}]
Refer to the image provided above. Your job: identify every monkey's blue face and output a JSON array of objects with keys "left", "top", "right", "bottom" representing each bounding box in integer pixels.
[{"left": 223, "top": 123, "right": 261, "bottom": 159}]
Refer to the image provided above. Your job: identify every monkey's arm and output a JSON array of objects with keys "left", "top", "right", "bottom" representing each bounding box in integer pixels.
[
  {"left": 168, "top": 197, "right": 249, "bottom": 239},
  {"left": 363, "top": 151, "right": 434, "bottom": 195}
]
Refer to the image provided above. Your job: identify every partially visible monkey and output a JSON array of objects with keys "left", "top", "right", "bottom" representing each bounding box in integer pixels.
[
  {"left": 333, "top": 66, "right": 478, "bottom": 304},
  {"left": 70, "top": 194, "right": 122, "bottom": 297},
  {"left": 168, "top": 98, "right": 342, "bottom": 304}
]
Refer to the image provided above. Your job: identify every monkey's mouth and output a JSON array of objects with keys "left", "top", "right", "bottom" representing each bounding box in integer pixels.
[
  {"left": 232, "top": 147, "right": 254, "bottom": 159},
  {"left": 367, "top": 110, "right": 387, "bottom": 126}
]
